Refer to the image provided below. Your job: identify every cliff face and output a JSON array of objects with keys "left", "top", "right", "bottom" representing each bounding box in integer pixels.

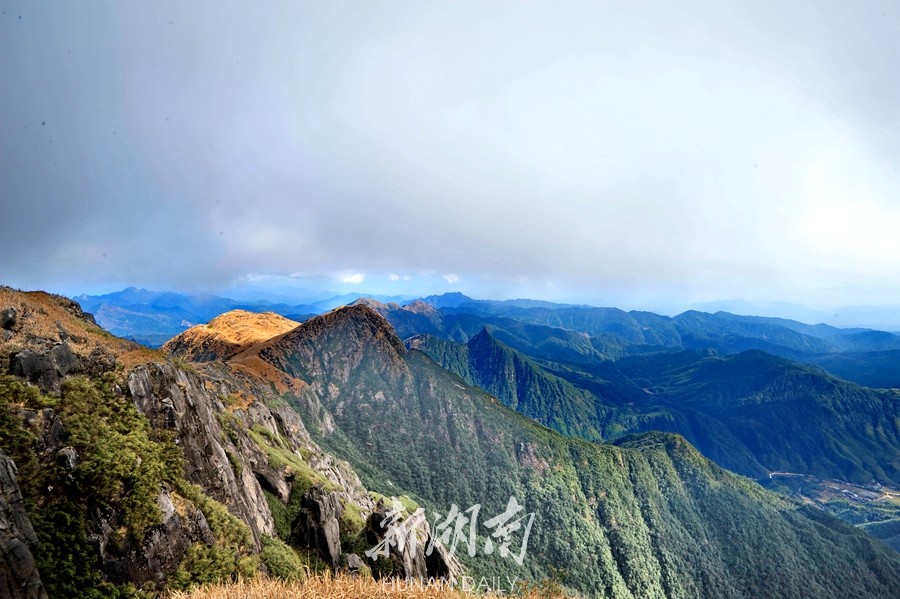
[
  {"left": 127, "top": 362, "right": 277, "bottom": 544},
  {"left": 0, "top": 452, "right": 47, "bottom": 599}
]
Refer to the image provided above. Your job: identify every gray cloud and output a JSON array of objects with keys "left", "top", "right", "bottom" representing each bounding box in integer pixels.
[{"left": 1, "top": 1, "right": 899, "bottom": 308}]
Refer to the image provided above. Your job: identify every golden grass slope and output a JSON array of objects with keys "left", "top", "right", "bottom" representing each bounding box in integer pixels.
[
  {"left": 0, "top": 286, "right": 164, "bottom": 372},
  {"left": 163, "top": 310, "right": 300, "bottom": 362}
]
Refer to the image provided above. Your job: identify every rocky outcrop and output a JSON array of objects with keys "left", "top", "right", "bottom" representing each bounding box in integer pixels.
[
  {"left": 93, "top": 488, "right": 215, "bottom": 585},
  {"left": 290, "top": 485, "right": 343, "bottom": 567},
  {"left": 364, "top": 500, "right": 461, "bottom": 581},
  {"left": 0, "top": 452, "right": 48, "bottom": 599},
  {"left": 9, "top": 342, "right": 83, "bottom": 393},
  {"left": 124, "top": 361, "right": 375, "bottom": 552},
  {"left": 0, "top": 290, "right": 460, "bottom": 592},
  {"left": 1, "top": 308, "right": 18, "bottom": 331},
  {"left": 127, "top": 363, "right": 276, "bottom": 545}
]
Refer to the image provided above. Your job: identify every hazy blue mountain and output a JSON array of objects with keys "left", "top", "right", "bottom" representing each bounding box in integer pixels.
[
  {"left": 70, "top": 289, "right": 900, "bottom": 391},
  {"left": 412, "top": 294, "right": 900, "bottom": 386}
]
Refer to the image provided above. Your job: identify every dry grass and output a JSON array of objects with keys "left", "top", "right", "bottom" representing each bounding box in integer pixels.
[
  {"left": 227, "top": 354, "right": 307, "bottom": 395},
  {"left": 118, "top": 346, "right": 168, "bottom": 369},
  {"left": 162, "top": 311, "right": 300, "bottom": 362},
  {"left": 0, "top": 286, "right": 170, "bottom": 373},
  {"left": 166, "top": 573, "right": 567, "bottom": 599},
  {"left": 2, "top": 287, "right": 118, "bottom": 349}
]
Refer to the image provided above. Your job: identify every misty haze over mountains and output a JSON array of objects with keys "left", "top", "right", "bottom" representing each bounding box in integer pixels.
[{"left": 73, "top": 287, "right": 900, "bottom": 349}]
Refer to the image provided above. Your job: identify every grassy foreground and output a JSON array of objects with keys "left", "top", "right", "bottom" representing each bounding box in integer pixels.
[{"left": 166, "top": 573, "right": 567, "bottom": 599}]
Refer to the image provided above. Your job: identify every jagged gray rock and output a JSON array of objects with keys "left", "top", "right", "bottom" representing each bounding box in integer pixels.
[
  {"left": 290, "top": 484, "right": 343, "bottom": 567},
  {"left": 127, "top": 363, "right": 277, "bottom": 546},
  {"left": 365, "top": 500, "right": 461, "bottom": 581},
  {"left": 0, "top": 452, "right": 48, "bottom": 599},
  {"left": 55, "top": 447, "right": 77, "bottom": 484},
  {"left": 9, "top": 342, "right": 82, "bottom": 393},
  {"left": 93, "top": 488, "right": 215, "bottom": 585}
]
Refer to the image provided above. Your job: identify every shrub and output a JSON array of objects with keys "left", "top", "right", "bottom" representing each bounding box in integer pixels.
[{"left": 259, "top": 535, "right": 306, "bottom": 581}]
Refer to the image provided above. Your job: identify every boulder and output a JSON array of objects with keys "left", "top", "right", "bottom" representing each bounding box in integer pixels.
[
  {"left": 364, "top": 500, "right": 461, "bottom": 581},
  {"left": 346, "top": 552, "right": 364, "bottom": 574},
  {"left": 1, "top": 308, "right": 17, "bottom": 330},
  {"left": 9, "top": 342, "right": 82, "bottom": 393}
]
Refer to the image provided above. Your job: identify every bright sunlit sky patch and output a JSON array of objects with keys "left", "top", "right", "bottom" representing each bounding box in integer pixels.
[{"left": 1, "top": 1, "right": 899, "bottom": 311}]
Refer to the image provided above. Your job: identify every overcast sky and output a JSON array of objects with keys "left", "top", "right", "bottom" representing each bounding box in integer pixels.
[{"left": 2, "top": 1, "right": 899, "bottom": 310}]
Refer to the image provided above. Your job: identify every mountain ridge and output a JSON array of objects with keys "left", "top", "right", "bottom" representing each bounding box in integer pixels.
[{"left": 209, "top": 302, "right": 900, "bottom": 597}]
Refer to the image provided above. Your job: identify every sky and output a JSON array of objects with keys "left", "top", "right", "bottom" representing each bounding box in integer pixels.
[{"left": 1, "top": 1, "right": 899, "bottom": 312}]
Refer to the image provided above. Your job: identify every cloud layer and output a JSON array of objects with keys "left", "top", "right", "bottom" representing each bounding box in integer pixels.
[{"left": 1, "top": 1, "right": 898, "bottom": 308}]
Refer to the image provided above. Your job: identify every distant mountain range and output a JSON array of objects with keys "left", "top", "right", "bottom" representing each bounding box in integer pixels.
[
  {"left": 6, "top": 285, "right": 900, "bottom": 596},
  {"left": 694, "top": 299, "right": 900, "bottom": 332},
  {"left": 73, "top": 288, "right": 900, "bottom": 390},
  {"left": 361, "top": 299, "right": 900, "bottom": 483},
  {"left": 73, "top": 287, "right": 411, "bottom": 347}
]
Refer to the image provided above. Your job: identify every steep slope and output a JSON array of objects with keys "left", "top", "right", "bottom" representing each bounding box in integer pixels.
[
  {"left": 415, "top": 324, "right": 900, "bottom": 488},
  {"left": 614, "top": 350, "right": 900, "bottom": 485},
  {"left": 0, "top": 450, "right": 48, "bottom": 599},
  {"left": 0, "top": 288, "right": 441, "bottom": 596},
  {"left": 407, "top": 330, "right": 604, "bottom": 441},
  {"left": 252, "top": 305, "right": 900, "bottom": 598}
]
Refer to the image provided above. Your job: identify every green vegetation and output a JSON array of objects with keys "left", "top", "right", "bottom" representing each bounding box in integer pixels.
[
  {"left": 8, "top": 291, "right": 900, "bottom": 598},
  {"left": 57, "top": 376, "right": 183, "bottom": 533},
  {"left": 413, "top": 331, "right": 603, "bottom": 441},
  {"left": 170, "top": 544, "right": 247, "bottom": 590},
  {"left": 0, "top": 374, "right": 184, "bottom": 596},
  {"left": 337, "top": 499, "right": 370, "bottom": 558},
  {"left": 416, "top": 326, "right": 900, "bottom": 491},
  {"left": 248, "top": 423, "right": 337, "bottom": 495},
  {"left": 275, "top": 306, "right": 900, "bottom": 598},
  {"left": 0, "top": 374, "right": 255, "bottom": 596},
  {"left": 263, "top": 488, "right": 305, "bottom": 541},
  {"left": 216, "top": 410, "right": 241, "bottom": 445},
  {"left": 259, "top": 535, "right": 306, "bottom": 581}
]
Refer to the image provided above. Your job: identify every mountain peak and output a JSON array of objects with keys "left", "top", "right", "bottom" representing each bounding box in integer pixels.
[
  {"left": 349, "top": 297, "right": 391, "bottom": 311},
  {"left": 162, "top": 310, "right": 299, "bottom": 362},
  {"left": 273, "top": 304, "right": 407, "bottom": 359},
  {"left": 469, "top": 326, "right": 495, "bottom": 344},
  {"left": 402, "top": 299, "right": 438, "bottom": 316},
  {"left": 420, "top": 292, "right": 475, "bottom": 308}
]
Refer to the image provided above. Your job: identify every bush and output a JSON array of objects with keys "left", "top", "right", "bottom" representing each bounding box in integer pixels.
[{"left": 259, "top": 535, "right": 306, "bottom": 581}]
